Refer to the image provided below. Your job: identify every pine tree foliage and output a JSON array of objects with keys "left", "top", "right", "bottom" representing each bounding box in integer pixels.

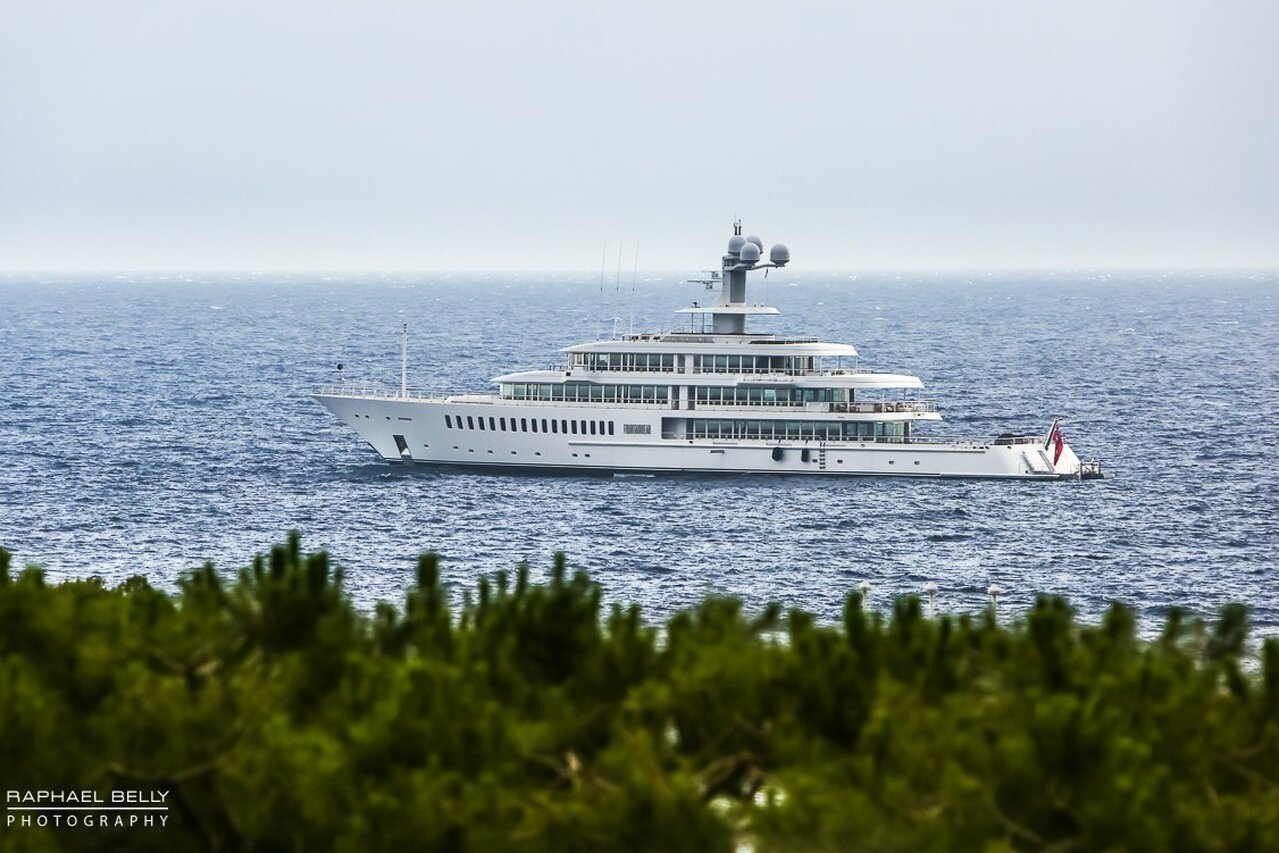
[{"left": 1, "top": 539, "right": 1277, "bottom": 851}]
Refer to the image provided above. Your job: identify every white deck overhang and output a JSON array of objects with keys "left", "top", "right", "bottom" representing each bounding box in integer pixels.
[
  {"left": 673, "top": 305, "right": 781, "bottom": 316},
  {"left": 494, "top": 369, "right": 924, "bottom": 390},
  {"left": 562, "top": 340, "right": 858, "bottom": 358}
]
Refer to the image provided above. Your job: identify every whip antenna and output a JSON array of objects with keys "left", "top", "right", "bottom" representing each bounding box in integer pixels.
[
  {"left": 400, "top": 322, "right": 408, "bottom": 398},
  {"left": 629, "top": 241, "right": 639, "bottom": 335},
  {"left": 596, "top": 239, "right": 607, "bottom": 340}
]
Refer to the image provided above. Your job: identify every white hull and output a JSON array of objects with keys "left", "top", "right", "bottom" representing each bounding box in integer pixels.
[{"left": 316, "top": 394, "right": 1083, "bottom": 481}]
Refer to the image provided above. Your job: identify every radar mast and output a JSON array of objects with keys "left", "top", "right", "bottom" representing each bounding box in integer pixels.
[{"left": 691, "top": 219, "right": 791, "bottom": 334}]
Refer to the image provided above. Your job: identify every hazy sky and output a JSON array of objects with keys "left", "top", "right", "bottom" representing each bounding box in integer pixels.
[{"left": 2, "top": 0, "right": 1276, "bottom": 271}]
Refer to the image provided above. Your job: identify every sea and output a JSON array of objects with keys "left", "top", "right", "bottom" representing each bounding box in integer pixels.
[{"left": 2, "top": 270, "right": 1277, "bottom": 636}]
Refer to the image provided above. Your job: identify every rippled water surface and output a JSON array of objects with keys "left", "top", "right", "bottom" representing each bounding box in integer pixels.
[{"left": 2, "top": 271, "right": 1277, "bottom": 633}]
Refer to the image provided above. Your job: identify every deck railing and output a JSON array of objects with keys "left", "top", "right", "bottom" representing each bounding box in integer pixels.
[
  {"left": 316, "top": 385, "right": 943, "bottom": 416},
  {"left": 679, "top": 433, "right": 1043, "bottom": 448},
  {"left": 313, "top": 384, "right": 446, "bottom": 400},
  {"left": 501, "top": 399, "right": 670, "bottom": 409},
  {"left": 566, "top": 364, "right": 678, "bottom": 374},
  {"left": 834, "top": 401, "right": 938, "bottom": 413},
  {"left": 691, "top": 400, "right": 937, "bottom": 413},
  {"left": 562, "top": 364, "right": 885, "bottom": 378}
]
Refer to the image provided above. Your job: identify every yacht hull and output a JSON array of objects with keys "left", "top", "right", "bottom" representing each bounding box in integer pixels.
[{"left": 315, "top": 394, "right": 1083, "bottom": 481}]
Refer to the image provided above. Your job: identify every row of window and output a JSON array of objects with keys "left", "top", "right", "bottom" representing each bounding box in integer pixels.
[
  {"left": 566, "top": 353, "right": 818, "bottom": 375},
  {"left": 500, "top": 383, "right": 671, "bottom": 403},
  {"left": 445, "top": 412, "right": 616, "bottom": 437},
  {"left": 695, "top": 354, "right": 814, "bottom": 374},
  {"left": 688, "top": 419, "right": 909, "bottom": 441},
  {"left": 693, "top": 386, "right": 850, "bottom": 405},
  {"left": 573, "top": 352, "right": 678, "bottom": 372}
]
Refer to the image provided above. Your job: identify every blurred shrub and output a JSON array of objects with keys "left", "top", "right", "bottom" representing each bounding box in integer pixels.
[{"left": 1, "top": 537, "right": 1277, "bottom": 851}]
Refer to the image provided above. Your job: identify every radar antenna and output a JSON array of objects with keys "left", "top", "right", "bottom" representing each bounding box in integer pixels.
[
  {"left": 400, "top": 322, "right": 408, "bottom": 398},
  {"left": 695, "top": 218, "right": 792, "bottom": 334}
]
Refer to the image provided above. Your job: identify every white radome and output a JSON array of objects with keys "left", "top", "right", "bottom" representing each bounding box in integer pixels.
[{"left": 315, "top": 224, "right": 1094, "bottom": 480}]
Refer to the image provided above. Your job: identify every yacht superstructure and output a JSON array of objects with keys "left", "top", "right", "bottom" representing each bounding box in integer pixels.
[{"left": 315, "top": 224, "right": 1091, "bottom": 479}]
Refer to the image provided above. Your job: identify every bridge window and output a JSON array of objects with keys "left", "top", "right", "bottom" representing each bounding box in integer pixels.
[
  {"left": 574, "top": 352, "right": 678, "bottom": 372},
  {"left": 500, "top": 382, "right": 670, "bottom": 404},
  {"left": 694, "top": 354, "right": 814, "bottom": 374},
  {"left": 681, "top": 418, "right": 905, "bottom": 441}
]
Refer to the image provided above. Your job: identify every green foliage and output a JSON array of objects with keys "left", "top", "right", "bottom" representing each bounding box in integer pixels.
[{"left": 1, "top": 536, "right": 1277, "bottom": 851}]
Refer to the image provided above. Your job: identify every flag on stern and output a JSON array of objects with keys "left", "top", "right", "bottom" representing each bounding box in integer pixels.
[{"left": 1045, "top": 419, "right": 1065, "bottom": 464}]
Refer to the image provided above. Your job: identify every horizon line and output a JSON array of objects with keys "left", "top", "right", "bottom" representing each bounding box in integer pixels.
[{"left": 3, "top": 265, "right": 1277, "bottom": 277}]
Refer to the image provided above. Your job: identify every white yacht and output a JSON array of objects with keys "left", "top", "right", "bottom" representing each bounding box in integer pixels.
[{"left": 316, "top": 224, "right": 1095, "bottom": 480}]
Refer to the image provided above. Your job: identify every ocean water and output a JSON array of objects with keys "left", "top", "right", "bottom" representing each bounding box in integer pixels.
[{"left": 2, "top": 271, "right": 1277, "bottom": 635}]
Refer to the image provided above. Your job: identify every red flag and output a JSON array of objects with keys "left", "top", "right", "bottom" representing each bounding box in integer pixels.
[{"left": 1049, "top": 422, "right": 1065, "bottom": 464}]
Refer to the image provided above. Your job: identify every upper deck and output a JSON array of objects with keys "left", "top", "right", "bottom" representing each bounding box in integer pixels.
[{"left": 564, "top": 333, "right": 858, "bottom": 359}]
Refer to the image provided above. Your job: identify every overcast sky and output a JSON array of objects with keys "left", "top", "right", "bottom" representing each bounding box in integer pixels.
[{"left": 2, "top": 0, "right": 1276, "bottom": 271}]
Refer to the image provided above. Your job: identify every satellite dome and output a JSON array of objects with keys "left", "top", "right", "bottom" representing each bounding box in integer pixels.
[
  {"left": 727, "top": 235, "right": 746, "bottom": 256},
  {"left": 739, "top": 241, "right": 761, "bottom": 263},
  {"left": 769, "top": 243, "right": 790, "bottom": 266},
  {"left": 746, "top": 235, "right": 764, "bottom": 252}
]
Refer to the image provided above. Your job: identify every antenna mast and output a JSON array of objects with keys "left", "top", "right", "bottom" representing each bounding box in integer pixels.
[
  {"left": 596, "top": 239, "right": 607, "bottom": 340},
  {"left": 704, "top": 218, "right": 790, "bottom": 334},
  {"left": 400, "top": 322, "right": 408, "bottom": 398},
  {"left": 628, "top": 241, "right": 639, "bottom": 335},
  {"left": 613, "top": 238, "right": 624, "bottom": 339}
]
